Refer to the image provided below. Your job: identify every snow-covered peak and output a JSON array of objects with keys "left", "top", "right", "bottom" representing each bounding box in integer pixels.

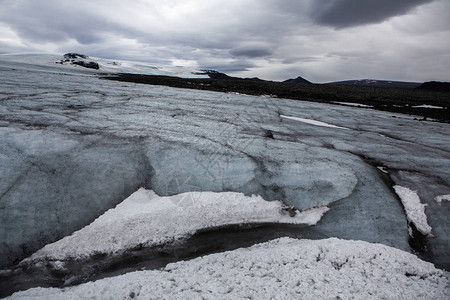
[{"left": 0, "top": 53, "right": 209, "bottom": 78}]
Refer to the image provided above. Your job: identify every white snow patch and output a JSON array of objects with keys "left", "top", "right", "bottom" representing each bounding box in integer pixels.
[
  {"left": 435, "top": 194, "right": 450, "bottom": 204},
  {"left": 23, "top": 189, "right": 329, "bottom": 261},
  {"left": 280, "top": 115, "right": 349, "bottom": 130},
  {"left": 334, "top": 101, "right": 374, "bottom": 108},
  {"left": 8, "top": 238, "right": 449, "bottom": 300},
  {"left": 377, "top": 166, "right": 388, "bottom": 173},
  {"left": 393, "top": 185, "right": 432, "bottom": 236},
  {"left": 412, "top": 105, "right": 444, "bottom": 109}
]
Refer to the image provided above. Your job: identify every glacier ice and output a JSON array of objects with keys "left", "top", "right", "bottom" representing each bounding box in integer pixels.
[{"left": 0, "top": 58, "right": 449, "bottom": 270}]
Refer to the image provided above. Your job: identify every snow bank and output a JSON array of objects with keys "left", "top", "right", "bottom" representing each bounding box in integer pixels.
[
  {"left": 23, "top": 189, "right": 329, "bottom": 262},
  {"left": 412, "top": 105, "right": 444, "bottom": 109},
  {"left": 393, "top": 185, "right": 432, "bottom": 236},
  {"left": 435, "top": 194, "right": 450, "bottom": 204},
  {"left": 280, "top": 114, "right": 349, "bottom": 130},
  {"left": 9, "top": 238, "right": 449, "bottom": 300},
  {"left": 334, "top": 101, "right": 374, "bottom": 108}
]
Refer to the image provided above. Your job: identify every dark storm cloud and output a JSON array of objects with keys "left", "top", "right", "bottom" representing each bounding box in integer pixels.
[
  {"left": 229, "top": 46, "right": 273, "bottom": 58},
  {"left": 0, "top": 0, "right": 135, "bottom": 44},
  {"left": 311, "top": 0, "right": 434, "bottom": 28},
  {"left": 0, "top": 0, "right": 449, "bottom": 82},
  {"left": 282, "top": 56, "right": 325, "bottom": 64},
  {"left": 200, "top": 61, "right": 257, "bottom": 73}
]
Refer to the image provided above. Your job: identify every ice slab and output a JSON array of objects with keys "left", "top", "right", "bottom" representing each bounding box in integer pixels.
[
  {"left": 8, "top": 238, "right": 449, "bottom": 300},
  {"left": 389, "top": 171, "right": 450, "bottom": 270},
  {"left": 23, "top": 189, "right": 329, "bottom": 261},
  {"left": 394, "top": 185, "right": 433, "bottom": 236}
]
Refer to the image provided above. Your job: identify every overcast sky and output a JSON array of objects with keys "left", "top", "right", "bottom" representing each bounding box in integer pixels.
[{"left": 1, "top": 0, "right": 449, "bottom": 82}]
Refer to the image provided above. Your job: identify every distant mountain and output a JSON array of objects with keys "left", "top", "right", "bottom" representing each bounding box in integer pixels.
[
  {"left": 196, "top": 70, "right": 265, "bottom": 81},
  {"left": 416, "top": 81, "right": 450, "bottom": 92},
  {"left": 198, "top": 70, "right": 232, "bottom": 79},
  {"left": 329, "top": 79, "right": 421, "bottom": 89},
  {"left": 0, "top": 53, "right": 209, "bottom": 79},
  {"left": 284, "top": 76, "right": 311, "bottom": 84},
  {"left": 56, "top": 53, "right": 100, "bottom": 69}
]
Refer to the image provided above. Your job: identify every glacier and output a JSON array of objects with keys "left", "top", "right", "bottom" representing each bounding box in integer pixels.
[{"left": 0, "top": 55, "right": 449, "bottom": 276}]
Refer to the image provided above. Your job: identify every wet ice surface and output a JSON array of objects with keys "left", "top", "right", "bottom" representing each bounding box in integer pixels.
[{"left": 0, "top": 58, "right": 449, "bottom": 274}]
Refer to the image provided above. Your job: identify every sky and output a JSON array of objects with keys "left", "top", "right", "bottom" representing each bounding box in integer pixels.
[{"left": 0, "top": 0, "right": 449, "bottom": 82}]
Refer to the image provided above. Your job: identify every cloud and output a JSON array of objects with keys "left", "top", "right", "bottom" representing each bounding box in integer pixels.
[
  {"left": 197, "top": 57, "right": 257, "bottom": 73},
  {"left": 202, "top": 64, "right": 254, "bottom": 73},
  {"left": 311, "top": 0, "right": 434, "bottom": 28},
  {"left": 229, "top": 45, "right": 273, "bottom": 58},
  {"left": 0, "top": 0, "right": 449, "bottom": 82}
]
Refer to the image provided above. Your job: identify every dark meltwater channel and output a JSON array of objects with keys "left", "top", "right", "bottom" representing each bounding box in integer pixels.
[{"left": 0, "top": 223, "right": 328, "bottom": 298}]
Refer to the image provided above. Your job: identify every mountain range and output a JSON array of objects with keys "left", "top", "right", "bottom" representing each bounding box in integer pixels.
[{"left": 326, "top": 79, "right": 421, "bottom": 89}]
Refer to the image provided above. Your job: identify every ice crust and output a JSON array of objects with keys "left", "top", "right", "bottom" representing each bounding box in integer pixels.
[
  {"left": 24, "top": 189, "right": 329, "bottom": 261},
  {"left": 435, "top": 194, "right": 450, "bottom": 204},
  {"left": 1, "top": 58, "right": 449, "bottom": 268},
  {"left": 8, "top": 238, "right": 449, "bottom": 300},
  {"left": 393, "top": 185, "right": 433, "bottom": 236}
]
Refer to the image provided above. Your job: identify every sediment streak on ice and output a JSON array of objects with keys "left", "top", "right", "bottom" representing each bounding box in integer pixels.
[
  {"left": 280, "top": 114, "right": 349, "bottom": 130},
  {"left": 10, "top": 238, "right": 449, "bottom": 300},
  {"left": 393, "top": 185, "right": 432, "bottom": 236},
  {"left": 24, "top": 189, "right": 329, "bottom": 261}
]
